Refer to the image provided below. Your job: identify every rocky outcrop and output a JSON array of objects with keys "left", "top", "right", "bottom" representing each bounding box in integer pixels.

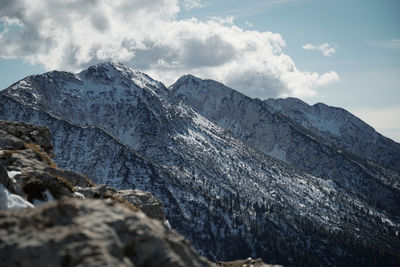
[
  {"left": 116, "top": 189, "right": 165, "bottom": 221},
  {"left": 218, "top": 258, "right": 281, "bottom": 267},
  {"left": 0, "top": 120, "right": 53, "bottom": 156},
  {"left": 0, "top": 198, "right": 213, "bottom": 267},
  {"left": 0, "top": 120, "right": 89, "bottom": 203},
  {"left": 75, "top": 185, "right": 165, "bottom": 221}
]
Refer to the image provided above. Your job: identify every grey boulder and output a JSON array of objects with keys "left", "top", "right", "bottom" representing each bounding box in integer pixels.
[{"left": 0, "top": 198, "right": 213, "bottom": 267}]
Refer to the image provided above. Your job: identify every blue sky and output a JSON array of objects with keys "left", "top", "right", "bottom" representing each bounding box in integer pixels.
[{"left": 0, "top": 0, "right": 399, "bottom": 141}]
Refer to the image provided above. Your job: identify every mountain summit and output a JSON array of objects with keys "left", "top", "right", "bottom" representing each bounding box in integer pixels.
[{"left": 1, "top": 62, "right": 399, "bottom": 266}]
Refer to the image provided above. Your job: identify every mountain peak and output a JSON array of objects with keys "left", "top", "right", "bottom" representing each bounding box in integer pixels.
[
  {"left": 171, "top": 74, "right": 235, "bottom": 101},
  {"left": 92, "top": 61, "right": 142, "bottom": 78},
  {"left": 72, "top": 61, "right": 164, "bottom": 94},
  {"left": 171, "top": 74, "right": 205, "bottom": 89},
  {"left": 175, "top": 74, "right": 202, "bottom": 82},
  {"left": 264, "top": 97, "right": 309, "bottom": 111},
  {"left": 80, "top": 61, "right": 145, "bottom": 83}
]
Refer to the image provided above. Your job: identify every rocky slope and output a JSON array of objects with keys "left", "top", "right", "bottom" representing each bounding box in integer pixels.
[
  {"left": 171, "top": 75, "right": 400, "bottom": 216},
  {"left": 0, "top": 120, "right": 214, "bottom": 267},
  {"left": 265, "top": 97, "right": 400, "bottom": 172},
  {"left": 1, "top": 62, "right": 400, "bottom": 266}
]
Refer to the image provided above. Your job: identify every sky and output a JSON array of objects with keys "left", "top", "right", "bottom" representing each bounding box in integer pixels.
[{"left": 0, "top": 0, "right": 399, "bottom": 142}]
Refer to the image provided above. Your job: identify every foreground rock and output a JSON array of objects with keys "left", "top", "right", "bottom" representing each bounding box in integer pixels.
[
  {"left": 0, "top": 198, "right": 213, "bottom": 267},
  {"left": 75, "top": 185, "right": 166, "bottom": 221},
  {"left": 218, "top": 258, "right": 282, "bottom": 267}
]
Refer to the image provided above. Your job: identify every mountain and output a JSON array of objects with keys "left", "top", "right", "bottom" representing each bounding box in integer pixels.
[
  {"left": 1, "top": 62, "right": 399, "bottom": 266},
  {"left": 265, "top": 97, "right": 400, "bottom": 172},
  {"left": 171, "top": 75, "right": 400, "bottom": 216}
]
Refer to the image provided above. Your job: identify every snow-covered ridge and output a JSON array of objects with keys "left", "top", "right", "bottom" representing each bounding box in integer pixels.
[
  {"left": 265, "top": 97, "right": 400, "bottom": 172},
  {"left": 1, "top": 62, "right": 400, "bottom": 266},
  {"left": 171, "top": 73, "right": 400, "bottom": 213}
]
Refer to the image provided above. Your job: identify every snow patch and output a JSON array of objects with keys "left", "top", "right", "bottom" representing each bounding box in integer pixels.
[
  {"left": 164, "top": 220, "right": 172, "bottom": 230},
  {"left": 73, "top": 191, "right": 85, "bottom": 199},
  {"left": 7, "top": 171, "right": 21, "bottom": 183},
  {"left": 0, "top": 184, "right": 34, "bottom": 210}
]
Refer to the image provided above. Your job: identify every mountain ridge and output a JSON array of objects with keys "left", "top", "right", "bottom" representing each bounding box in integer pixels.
[
  {"left": 171, "top": 74, "right": 400, "bottom": 215},
  {"left": 1, "top": 62, "right": 399, "bottom": 266},
  {"left": 265, "top": 97, "right": 400, "bottom": 171}
]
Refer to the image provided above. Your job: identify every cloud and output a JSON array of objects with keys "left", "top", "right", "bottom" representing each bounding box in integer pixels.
[
  {"left": 183, "top": 0, "right": 204, "bottom": 11},
  {"left": 372, "top": 39, "right": 400, "bottom": 49},
  {"left": 244, "top": 21, "right": 253, "bottom": 27},
  {"left": 0, "top": 0, "right": 339, "bottom": 99},
  {"left": 302, "top": 42, "right": 337, "bottom": 57}
]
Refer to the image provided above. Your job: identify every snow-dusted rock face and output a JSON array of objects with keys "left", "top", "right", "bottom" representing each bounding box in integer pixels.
[
  {"left": 1, "top": 62, "right": 400, "bottom": 266},
  {"left": 3, "top": 62, "right": 177, "bottom": 160},
  {"left": 171, "top": 75, "right": 400, "bottom": 216},
  {"left": 265, "top": 97, "right": 400, "bottom": 172}
]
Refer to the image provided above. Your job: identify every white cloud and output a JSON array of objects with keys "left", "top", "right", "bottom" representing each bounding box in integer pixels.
[
  {"left": 302, "top": 42, "right": 337, "bottom": 57},
  {"left": 0, "top": 0, "right": 339, "bottom": 99},
  {"left": 372, "top": 39, "right": 400, "bottom": 49},
  {"left": 183, "top": 0, "right": 204, "bottom": 11},
  {"left": 244, "top": 21, "right": 253, "bottom": 27}
]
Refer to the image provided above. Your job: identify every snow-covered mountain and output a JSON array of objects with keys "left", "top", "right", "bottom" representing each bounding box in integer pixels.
[
  {"left": 171, "top": 75, "right": 400, "bottom": 216},
  {"left": 1, "top": 62, "right": 399, "bottom": 266},
  {"left": 265, "top": 97, "right": 400, "bottom": 172}
]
